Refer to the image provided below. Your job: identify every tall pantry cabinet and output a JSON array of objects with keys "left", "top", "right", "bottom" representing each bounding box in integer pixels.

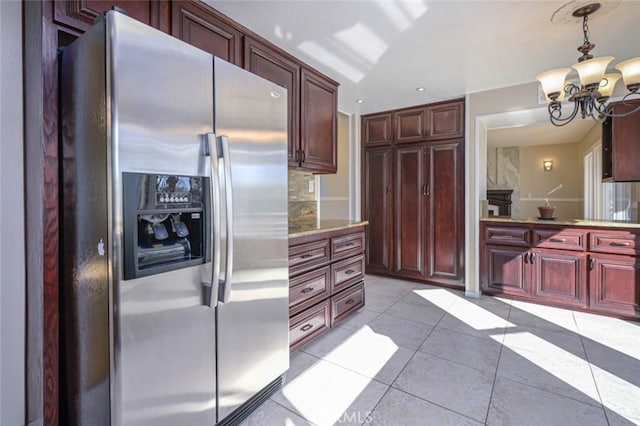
[{"left": 362, "top": 99, "right": 465, "bottom": 288}]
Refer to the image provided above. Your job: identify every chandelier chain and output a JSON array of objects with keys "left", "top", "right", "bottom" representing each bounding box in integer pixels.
[{"left": 582, "top": 15, "right": 590, "bottom": 45}]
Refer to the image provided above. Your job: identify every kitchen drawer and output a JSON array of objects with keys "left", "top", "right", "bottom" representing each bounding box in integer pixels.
[
  {"left": 289, "top": 238, "right": 330, "bottom": 275},
  {"left": 289, "top": 266, "right": 331, "bottom": 316},
  {"left": 533, "top": 229, "right": 587, "bottom": 251},
  {"left": 331, "top": 254, "right": 364, "bottom": 293},
  {"left": 484, "top": 226, "right": 530, "bottom": 247},
  {"left": 331, "top": 281, "right": 365, "bottom": 326},
  {"left": 289, "top": 300, "right": 331, "bottom": 352},
  {"left": 331, "top": 232, "right": 365, "bottom": 261},
  {"left": 590, "top": 232, "right": 640, "bottom": 256}
]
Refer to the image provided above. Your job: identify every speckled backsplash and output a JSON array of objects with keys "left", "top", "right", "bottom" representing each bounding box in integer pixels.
[{"left": 289, "top": 170, "right": 317, "bottom": 226}]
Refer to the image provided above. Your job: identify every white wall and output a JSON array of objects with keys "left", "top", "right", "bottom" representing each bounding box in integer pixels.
[
  {"left": 319, "top": 112, "right": 350, "bottom": 219},
  {"left": 0, "top": 0, "right": 26, "bottom": 424}
]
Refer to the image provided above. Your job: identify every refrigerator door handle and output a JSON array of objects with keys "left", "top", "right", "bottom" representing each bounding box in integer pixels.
[
  {"left": 202, "top": 132, "right": 221, "bottom": 308},
  {"left": 218, "top": 135, "right": 234, "bottom": 304}
]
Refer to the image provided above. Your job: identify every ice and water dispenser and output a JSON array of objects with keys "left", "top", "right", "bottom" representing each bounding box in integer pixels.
[{"left": 123, "top": 173, "right": 210, "bottom": 279}]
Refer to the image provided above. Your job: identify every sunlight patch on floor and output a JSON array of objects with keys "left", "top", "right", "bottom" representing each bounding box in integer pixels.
[
  {"left": 413, "top": 288, "right": 515, "bottom": 331},
  {"left": 494, "top": 331, "right": 600, "bottom": 402},
  {"left": 282, "top": 326, "right": 396, "bottom": 425}
]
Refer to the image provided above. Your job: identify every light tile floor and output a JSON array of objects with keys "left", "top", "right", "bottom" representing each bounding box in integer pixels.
[{"left": 241, "top": 275, "right": 640, "bottom": 426}]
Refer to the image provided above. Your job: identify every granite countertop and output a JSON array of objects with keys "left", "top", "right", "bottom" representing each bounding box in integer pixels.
[
  {"left": 480, "top": 216, "right": 640, "bottom": 229},
  {"left": 289, "top": 219, "right": 368, "bottom": 238}
]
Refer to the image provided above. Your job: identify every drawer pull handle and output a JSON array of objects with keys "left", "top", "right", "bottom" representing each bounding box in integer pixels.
[
  {"left": 300, "top": 324, "right": 313, "bottom": 332},
  {"left": 345, "top": 269, "right": 356, "bottom": 275},
  {"left": 345, "top": 298, "right": 355, "bottom": 305},
  {"left": 300, "top": 254, "right": 314, "bottom": 259},
  {"left": 610, "top": 241, "right": 631, "bottom": 247},
  {"left": 344, "top": 242, "right": 355, "bottom": 247},
  {"left": 493, "top": 235, "right": 520, "bottom": 240},
  {"left": 549, "top": 238, "right": 566, "bottom": 243},
  {"left": 301, "top": 287, "right": 314, "bottom": 294}
]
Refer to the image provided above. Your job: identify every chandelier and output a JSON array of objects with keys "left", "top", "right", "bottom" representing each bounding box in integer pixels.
[{"left": 536, "top": 2, "right": 640, "bottom": 127}]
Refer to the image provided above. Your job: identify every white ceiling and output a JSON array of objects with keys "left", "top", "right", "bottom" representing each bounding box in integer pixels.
[
  {"left": 207, "top": 0, "right": 640, "bottom": 116},
  {"left": 487, "top": 119, "right": 596, "bottom": 148}
]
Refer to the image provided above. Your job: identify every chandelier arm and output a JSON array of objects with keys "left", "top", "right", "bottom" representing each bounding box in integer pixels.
[{"left": 548, "top": 100, "right": 580, "bottom": 127}]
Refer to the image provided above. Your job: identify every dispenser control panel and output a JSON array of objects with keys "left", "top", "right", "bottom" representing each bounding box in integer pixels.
[{"left": 122, "top": 172, "right": 210, "bottom": 280}]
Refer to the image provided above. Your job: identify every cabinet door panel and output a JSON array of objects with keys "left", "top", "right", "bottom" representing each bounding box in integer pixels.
[
  {"left": 427, "top": 142, "right": 464, "bottom": 285},
  {"left": 364, "top": 148, "right": 392, "bottom": 273},
  {"left": 300, "top": 69, "right": 338, "bottom": 173},
  {"left": 244, "top": 37, "right": 300, "bottom": 166},
  {"left": 394, "top": 145, "right": 426, "bottom": 277},
  {"left": 590, "top": 254, "right": 640, "bottom": 317},
  {"left": 395, "top": 107, "right": 426, "bottom": 144},
  {"left": 426, "top": 101, "right": 463, "bottom": 141},
  {"left": 482, "top": 245, "right": 529, "bottom": 296},
  {"left": 171, "top": 1, "right": 242, "bottom": 65},
  {"left": 363, "top": 113, "right": 392, "bottom": 146},
  {"left": 532, "top": 249, "right": 587, "bottom": 307}
]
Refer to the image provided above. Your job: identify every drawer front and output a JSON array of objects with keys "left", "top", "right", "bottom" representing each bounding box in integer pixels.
[
  {"left": 289, "top": 266, "right": 331, "bottom": 315},
  {"left": 289, "top": 300, "right": 331, "bottom": 351},
  {"left": 331, "top": 255, "right": 365, "bottom": 293},
  {"left": 485, "top": 226, "right": 530, "bottom": 247},
  {"left": 331, "top": 281, "right": 365, "bottom": 326},
  {"left": 289, "top": 238, "right": 330, "bottom": 275},
  {"left": 533, "top": 229, "right": 587, "bottom": 251},
  {"left": 590, "top": 232, "right": 640, "bottom": 256},
  {"left": 331, "top": 232, "right": 365, "bottom": 261}
]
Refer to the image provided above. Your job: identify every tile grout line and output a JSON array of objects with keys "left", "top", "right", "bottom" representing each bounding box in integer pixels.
[
  {"left": 267, "top": 397, "right": 321, "bottom": 426},
  {"left": 573, "top": 312, "right": 611, "bottom": 425},
  {"left": 483, "top": 302, "right": 512, "bottom": 425}
]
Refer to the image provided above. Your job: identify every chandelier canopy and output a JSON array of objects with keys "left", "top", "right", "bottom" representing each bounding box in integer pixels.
[{"left": 536, "top": 2, "right": 640, "bottom": 127}]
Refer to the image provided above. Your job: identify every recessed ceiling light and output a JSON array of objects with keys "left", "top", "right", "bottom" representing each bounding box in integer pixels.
[
  {"left": 416, "top": 87, "right": 426, "bottom": 92},
  {"left": 355, "top": 99, "right": 364, "bottom": 103}
]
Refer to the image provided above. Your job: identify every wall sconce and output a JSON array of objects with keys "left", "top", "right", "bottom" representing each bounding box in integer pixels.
[{"left": 543, "top": 160, "right": 553, "bottom": 171}]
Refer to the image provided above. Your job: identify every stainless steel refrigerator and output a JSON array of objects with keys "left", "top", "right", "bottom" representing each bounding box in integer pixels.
[{"left": 60, "top": 10, "right": 289, "bottom": 426}]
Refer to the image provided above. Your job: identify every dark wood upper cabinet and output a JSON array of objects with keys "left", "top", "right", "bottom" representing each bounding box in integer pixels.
[
  {"left": 171, "top": 1, "right": 242, "bottom": 65},
  {"left": 425, "top": 100, "right": 464, "bottom": 141},
  {"left": 300, "top": 68, "right": 337, "bottom": 173},
  {"left": 54, "top": 0, "right": 169, "bottom": 33},
  {"left": 362, "top": 98, "right": 464, "bottom": 146},
  {"left": 244, "top": 36, "right": 300, "bottom": 167},
  {"left": 363, "top": 113, "right": 393, "bottom": 146},
  {"left": 245, "top": 37, "right": 338, "bottom": 173},
  {"left": 395, "top": 107, "right": 426, "bottom": 144},
  {"left": 602, "top": 99, "right": 640, "bottom": 182}
]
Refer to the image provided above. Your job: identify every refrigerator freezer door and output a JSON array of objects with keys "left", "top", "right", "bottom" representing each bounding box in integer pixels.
[
  {"left": 108, "top": 13, "right": 216, "bottom": 426},
  {"left": 213, "top": 58, "right": 290, "bottom": 421}
]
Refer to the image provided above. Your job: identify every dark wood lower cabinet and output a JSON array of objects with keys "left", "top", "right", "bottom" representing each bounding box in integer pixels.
[
  {"left": 481, "top": 221, "right": 640, "bottom": 319},
  {"left": 590, "top": 253, "right": 640, "bottom": 317},
  {"left": 532, "top": 249, "right": 587, "bottom": 308},
  {"left": 482, "top": 245, "right": 529, "bottom": 297},
  {"left": 289, "top": 226, "right": 366, "bottom": 350}
]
